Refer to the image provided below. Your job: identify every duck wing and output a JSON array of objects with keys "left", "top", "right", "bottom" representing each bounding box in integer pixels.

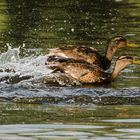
[{"left": 48, "top": 45, "right": 105, "bottom": 67}]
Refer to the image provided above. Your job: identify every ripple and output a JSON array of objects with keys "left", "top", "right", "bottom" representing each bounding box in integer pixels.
[
  {"left": 102, "top": 119, "right": 140, "bottom": 123},
  {"left": 115, "top": 128, "right": 140, "bottom": 133},
  {"left": 0, "top": 85, "right": 140, "bottom": 105}
]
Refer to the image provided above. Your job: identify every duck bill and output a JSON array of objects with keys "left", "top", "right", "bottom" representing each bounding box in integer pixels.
[
  {"left": 133, "top": 59, "right": 140, "bottom": 64},
  {"left": 126, "top": 42, "right": 139, "bottom": 48}
]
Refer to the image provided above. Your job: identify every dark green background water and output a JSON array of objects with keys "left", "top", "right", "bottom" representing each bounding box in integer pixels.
[
  {"left": 0, "top": 0, "right": 140, "bottom": 139},
  {"left": 0, "top": 0, "right": 140, "bottom": 50}
]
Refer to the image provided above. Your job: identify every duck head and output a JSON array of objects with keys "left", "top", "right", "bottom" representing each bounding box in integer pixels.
[{"left": 111, "top": 56, "right": 140, "bottom": 79}]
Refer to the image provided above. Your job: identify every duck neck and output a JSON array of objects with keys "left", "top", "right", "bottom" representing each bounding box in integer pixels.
[
  {"left": 111, "top": 70, "right": 120, "bottom": 80},
  {"left": 105, "top": 44, "right": 117, "bottom": 62},
  {"left": 111, "top": 64, "right": 126, "bottom": 80}
]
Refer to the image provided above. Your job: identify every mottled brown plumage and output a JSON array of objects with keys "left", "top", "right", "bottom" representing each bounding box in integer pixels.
[
  {"left": 46, "top": 56, "right": 140, "bottom": 84},
  {"left": 48, "top": 36, "right": 137, "bottom": 70}
]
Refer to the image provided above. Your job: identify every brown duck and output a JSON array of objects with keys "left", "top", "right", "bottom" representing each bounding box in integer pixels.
[
  {"left": 47, "top": 56, "right": 140, "bottom": 84},
  {"left": 48, "top": 36, "right": 138, "bottom": 70}
]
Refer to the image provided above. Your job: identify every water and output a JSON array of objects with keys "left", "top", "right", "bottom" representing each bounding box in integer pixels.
[
  {"left": 0, "top": 0, "right": 140, "bottom": 139},
  {"left": 1, "top": 103, "right": 140, "bottom": 140}
]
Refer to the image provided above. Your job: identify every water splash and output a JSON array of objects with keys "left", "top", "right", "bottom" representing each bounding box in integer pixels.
[
  {"left": 0, "top": 45, "right": 48, "bottom": 83},
  {"left": 0, "top": 43, "right": 20, "bottom": 65},
  {"left": 0, "top": 45, "right": 80, "bottom": 86}
]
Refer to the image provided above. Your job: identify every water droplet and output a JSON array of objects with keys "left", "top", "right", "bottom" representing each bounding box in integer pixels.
[{"left": 71, "top": 28, "right": 74, "bottom": 32}]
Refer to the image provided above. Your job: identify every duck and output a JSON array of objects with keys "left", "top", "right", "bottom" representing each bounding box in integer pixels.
[
  {"left": 47, "top": 36, "right": 138, "bottom": 70},
  {"left": 46, "top": 55, "right": 140, "bottom": 84}
]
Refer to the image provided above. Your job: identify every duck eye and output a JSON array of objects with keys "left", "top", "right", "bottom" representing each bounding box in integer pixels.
[{"left": 114, "top": 40, "right": 120, "bottom": 44}]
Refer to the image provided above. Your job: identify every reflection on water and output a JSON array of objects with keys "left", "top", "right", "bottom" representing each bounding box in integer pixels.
[
  {"left": 1, "top": 102, "right": 140, "bottom": 139},
  {"left": 0, "top": 0, "right": 140, "bottom": 139}
]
